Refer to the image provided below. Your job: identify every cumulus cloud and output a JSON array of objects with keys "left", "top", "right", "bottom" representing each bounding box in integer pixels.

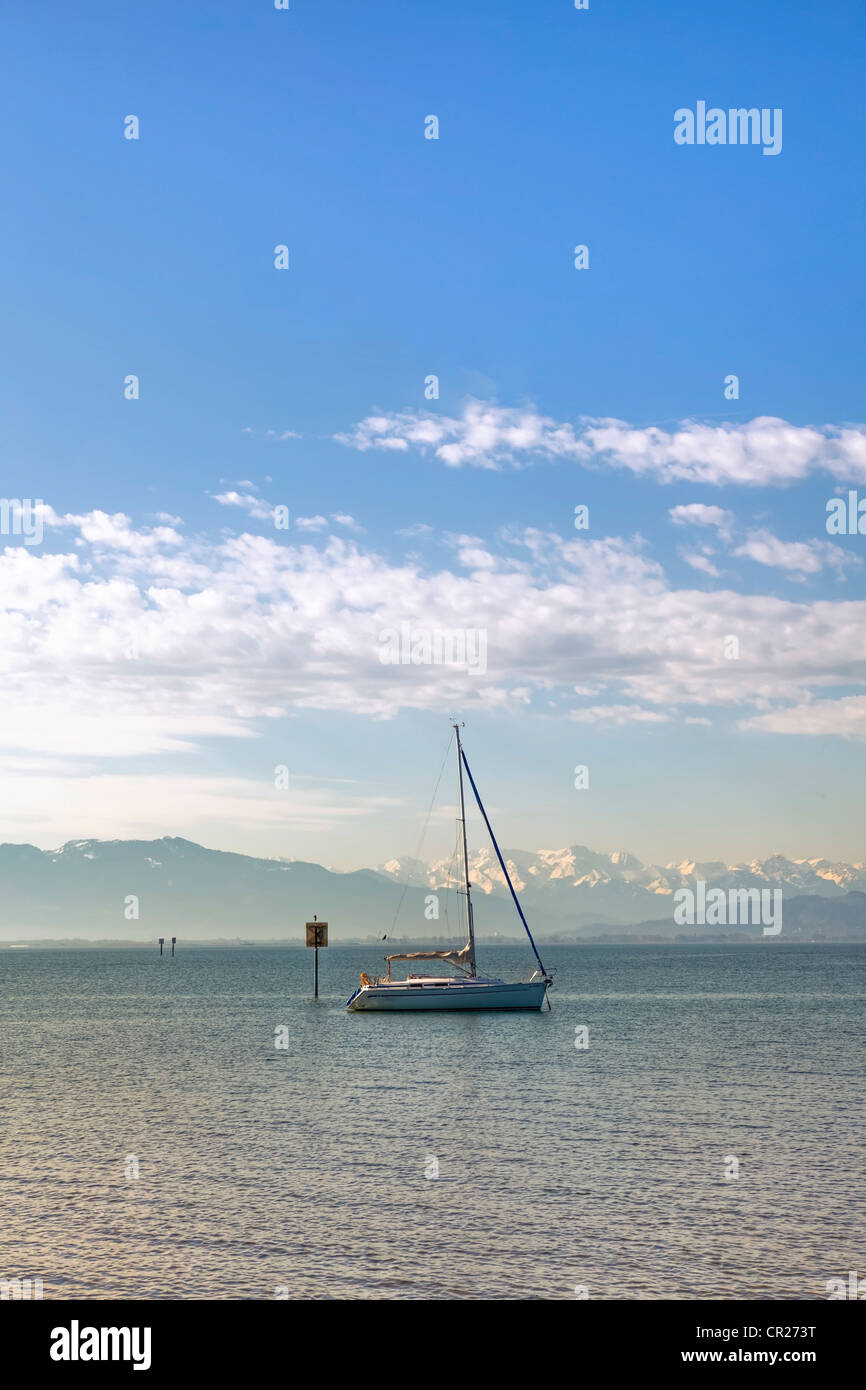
[
  {"left": 1, "top": 519, "right": 865, "bottom": 762},
  {"left": 578, "top": 417, "right": 866, "bottom": 485},
  {"left": 733, "top": 529, "right": 860, "bottom": 577},
  {"left": 336, "top": 400, "right": 866, "bottom": 485},
  {"left": 331, "top": 513, "right": 364, "bottom": 532},
  {"left": 43, "top": 509, "right": 184, "bottom": 555},
  {"left": 669, "top": 503, "right": 735, "bottom": 539},
  {"left": 335, "top": 400, "right": 583, "bottom": 470}
]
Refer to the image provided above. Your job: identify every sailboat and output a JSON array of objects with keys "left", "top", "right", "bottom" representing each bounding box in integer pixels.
[{"left": 346, "top": 724, "right": 552, "bottom": 1012}]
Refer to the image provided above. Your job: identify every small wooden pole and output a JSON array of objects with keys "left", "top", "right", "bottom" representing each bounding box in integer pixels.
[
  {"left": 158, "top": 937, "right": 164, "bottom": 956},
  {"left": 171, "top": 936, "right": 176, "bottom": 957},
  {"left": 305, "top": 916, "right": 327, "bottom": 999}
]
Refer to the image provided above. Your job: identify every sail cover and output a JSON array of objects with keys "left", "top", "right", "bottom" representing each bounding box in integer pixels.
[{"left": 386, "top": 943, "right": 474, "bottom": 970}]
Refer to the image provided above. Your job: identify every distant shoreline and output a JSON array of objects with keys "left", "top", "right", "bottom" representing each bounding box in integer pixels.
[{"left": 1, "top": 936, "right": 863, "bottom": 949}]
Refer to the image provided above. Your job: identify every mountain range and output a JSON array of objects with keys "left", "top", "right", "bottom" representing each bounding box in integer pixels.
[
  {"left": 379, "top": 844, "right": 866, "bottom": 924},
  {"left": 0, "top": 837, "right": 863, "bottom": 941}
]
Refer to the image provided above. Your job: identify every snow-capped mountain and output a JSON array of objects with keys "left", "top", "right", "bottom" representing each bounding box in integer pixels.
[
  {"left": 378, "top": 844, "right": 866, "bottom": 925},
  {"left": 0, "top": 837, "right": 863, "bottom": 940}
]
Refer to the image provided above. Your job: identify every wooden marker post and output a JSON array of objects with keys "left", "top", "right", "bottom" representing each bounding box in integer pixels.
[
  {"left": 158, "top": 937, "right": 164, "bottom": 956},
  {"left": 305, "top": 916, "right": 328, "bottom": 998},
  {"left": 171, "top": 936, "right": 176, "bottom": 957}
]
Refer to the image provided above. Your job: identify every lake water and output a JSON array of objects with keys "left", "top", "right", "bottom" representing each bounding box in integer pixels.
[{"left": 1, "top": 943, "right": 863, "bottom": 1300}]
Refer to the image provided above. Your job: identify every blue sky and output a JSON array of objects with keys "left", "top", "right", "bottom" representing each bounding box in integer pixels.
[{"left": 1, "top": 1, "right": 865, "bottom": 869}]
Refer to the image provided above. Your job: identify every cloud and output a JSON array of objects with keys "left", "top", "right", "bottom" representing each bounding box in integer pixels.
[
  {"left": 2, "top": 518, "right": 866, "bottom": 769},
  {"left": 669, "top": 503, "right": 735, "bottom": 540},
  {"left": 667, "top": 508, "right": 857, "bottom": 581},
  {"left": 0, "top": 770, "right": 398, "bottom": 846},
  {"left": 335, "top": 400, "right": 583, "bottom": 470},
  {"left": 242, "top": 427, "right": 300, "bottom": 440},
  {"left": 295, "top": 515, "right": 328, "bottom": 531},
  {"left": 682, "top": 551, "right": 721, "bottom": 578},
  {"left": 331, "top": 513, "right": 364, "bottom": 532},
  {"left": 396, "top": 523, "right": 434, "bottom": 538},
  {"left": 44, "top": 509, "right": 184, "bottom": 555},
  {"left": 0, "top": 707, "right": 252, "bottom": 757},
  {"left": 336, "top": 400, "right": 866, "bottom": 485},
  {"left": 211, "top": 491, "right": 277, "bottom": 522},
  {"left": 733, "top": 529, "right": 860, "bottom": 577},
  {"left": 569, "top": 705, "right": 671, "bottom": 725},
  {"left": 578, "top": 417, "right": 866, "bottom": 486},
  {"left": 741, "top": 696, "right": 866, "bottom": 740}
]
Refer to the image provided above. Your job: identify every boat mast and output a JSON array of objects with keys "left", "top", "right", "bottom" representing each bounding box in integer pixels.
[
  {"left": 458, "top": 742, "right": 550, "bottom": 982},
  {"left": 453, "top": 722, "right": 477, "bottom": 977}
]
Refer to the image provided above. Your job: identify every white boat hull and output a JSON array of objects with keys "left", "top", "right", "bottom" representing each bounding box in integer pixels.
[{"left": 347, "top": 978, "right": 548, "bottom": 1012}]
